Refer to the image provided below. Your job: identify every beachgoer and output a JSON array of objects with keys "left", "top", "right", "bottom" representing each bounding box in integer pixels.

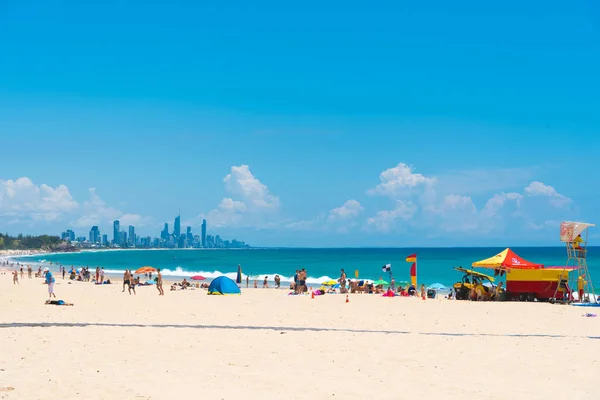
[
  {"left": 493, "top": 282, "right": 503, "bottom": 301},
  {"left": 294, "top": 270, "right": 299, "bottom": 288},
  {"left": 339, "top": 268, "right": 347, "bottom": 289},
  {"left": 28, "top": 265, "right": 32, "bottom": 279},
  {"left": 420, "top": 284, "right": 426, "bottom": 299},
  {"left": 246, "top": 275, "right": 249, "bottom": 288},
  {"left": 156, "top": 269, "right": 164, "bottom": 296},
  {"left": 100, "top": 268, "right": 105, "bottom": 283},
  {"left": 123, "top": 270, "right": 131, "bottom": 292},
  {"left": 263, "top": 276, "right": 269, "bottom": 288},
  {"left": 274, "top": 275, "right": 281, "bottom": 288},
  {"left": 20, "top": 267, "right": 23, "bottom": 279},
  {"left": 390, "top": 277, "right": 395, "bottom": 291},
  {"left": 44, "top": 267, "right": 56, "bottom": 298},
  {"left": 578, "top": 275, "right": 587, "bottom": 302},
  {"left": 45, "top": 300, "right": 73, "bottom": 306},
  {"left": 95, "top": 267, "right": 100, "bottom": 282},
  {"left": 12, "top": 270, "right": 19, "bottom": 285},
  {"left": 62, "top": 266, "right": 66, "bottom": 279},
  {"left": 254, "top": 279, "right": 258, "bottom": 288}
]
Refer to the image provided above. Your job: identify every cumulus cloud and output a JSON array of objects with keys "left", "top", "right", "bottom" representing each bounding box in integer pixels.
[
  {"left": 72, "top": 188, "right": 150, "bottom": 228},
  {"left": 363, "top": 162, "right": 576, "bottom": 236},
  {"left": 328, "top": 200, "right": 363, "bottom": 221},
  {"left": 198, "top": 165, "right": 281, "bottom": 228},
  {"left": 223, "top": 165, "right": 280, "bottom": 210},
  {"left": 367, "top": 200, "right": 417, "bottom": 232},
  {"left": 367, "top": 163, "right": 435, "bottom": 197},
  {"left": 0, "top": 177, "right": 78, "bottom": 222},
  {"left": 524, "top": 181, "right": 571, "bottom": 208}
]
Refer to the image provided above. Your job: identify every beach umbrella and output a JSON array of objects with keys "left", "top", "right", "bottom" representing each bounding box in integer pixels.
[
  {"left": 373, "top": 279, "right": 389, "bottom": 285},
  {"left": 191, "top": 275, "right": 206, "bottom": 281},
  {"left": 322, "top": 280, "right": 337, "bottom": 286},
  {"left": 236, "top": 264, "right": 242, "bottom": 284},
  {"left": 135, "top": 266, "right": 156, "bottom": 274}
]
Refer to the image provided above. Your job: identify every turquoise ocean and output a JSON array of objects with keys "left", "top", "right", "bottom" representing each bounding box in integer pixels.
[{"left": 15, "top": 247, "right": 600, "bottom": 289}]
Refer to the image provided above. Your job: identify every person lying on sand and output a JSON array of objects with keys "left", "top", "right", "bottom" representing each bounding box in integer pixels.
[{"left": 45, "top": 300, "right": 73, "bottom": 306}]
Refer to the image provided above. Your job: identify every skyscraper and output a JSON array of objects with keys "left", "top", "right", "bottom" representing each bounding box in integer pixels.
[
  {"left": 201, "top": 219, "right": 207, "bottom": 248},
  {"left": 128, "top": 225, "right": 135, "bottom": 247},
  {"left": 161, "top": 223, "right": 169, "bottom": 240},
  {"left": 102, "top": 234, "right": 108, "bottom": 246},
  {"left": 186, "top": 226, "right": 192, "bottom": 245},
  {"left": 113, "top": 220, "right": 120, "bottom": 244},
  {"left": 89, "top": 226, "right": 100, "bottom": 244},
  {"left": 174, "top": 213, "right": 181, "bottom": 241}
]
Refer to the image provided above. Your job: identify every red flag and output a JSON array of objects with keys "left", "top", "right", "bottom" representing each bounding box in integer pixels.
[{"left": 410, "top": 262, "right": 416, "bottom": 277}]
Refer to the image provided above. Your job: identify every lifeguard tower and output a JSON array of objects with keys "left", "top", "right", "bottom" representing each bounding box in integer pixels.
[{"left": 553, "top": 221, "right": 596, "bottom": 303}]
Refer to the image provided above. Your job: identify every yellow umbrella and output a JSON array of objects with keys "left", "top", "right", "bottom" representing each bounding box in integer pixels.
[{"left": 322, "top": 280, "right": 337, "bottom": 286}]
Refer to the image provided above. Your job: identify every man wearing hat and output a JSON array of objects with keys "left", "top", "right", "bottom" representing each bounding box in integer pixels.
[{"left": 44, "top": 267, "right": 56, "bottom": 298}]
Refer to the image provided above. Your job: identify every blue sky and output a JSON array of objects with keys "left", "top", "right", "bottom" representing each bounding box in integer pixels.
[{"left": 1, "top": 0, "right": 599, "bottom": 246}]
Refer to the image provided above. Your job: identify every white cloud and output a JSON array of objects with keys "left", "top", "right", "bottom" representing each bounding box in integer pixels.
[
  {"left": 223, "top": 165, "right": 280, "bottom": 210},
  {"left": 367, "top": 200, "right": 417, "bottom": 232},
  {"left": 198, "top": 165, "right": 281, "bottom": 228},
  {"left": 524, "top": 181, "right": 571, "bottom": 208},
  {"left": 0, "top": 177, "right": 79, "bottom": 222},
  {"left": 481, "top": 192, "right": 523, "bottom": 216},
  {"left": 72, "top": 188, "right": 149, "bottom": 229},
  {"left": 368, "top": 163, "right": 435, "bottom": 197},
  {"left": 327, "top": 199, "right": 363, "bottom": 221}
]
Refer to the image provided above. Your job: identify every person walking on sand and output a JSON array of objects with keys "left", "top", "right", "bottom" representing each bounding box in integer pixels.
[
  {"left": 44, "top": 267, "right": 56, "bottom": 298},
  {"left": 20, "top": 266, "right": 24, "bottom": 279},
  {"left": 246, "top": 275, "right": 249, "bottom": 288},
  {"left": 263, "top": 276, "right": 269, "bottom": 288},
  {"left": 62, "top": 267, "right": 66, "bottom": 280},
  {"left": 123, "top": 270, "right": 131, "bottom": 292},
  {"left": 95, "top": 267, "right": 100, "bottom": 283},
  {"left": 100, "top": 268, "right": 105, "bottom": 283},
  {"left": 156, "top": 269, "right": 164, "bottom": 296},
  {"left": 12, "top": 270, "right": 19, "bottom": 285},
  {"left": 28, "top": 265, "right": 32, "bottom": 279}
]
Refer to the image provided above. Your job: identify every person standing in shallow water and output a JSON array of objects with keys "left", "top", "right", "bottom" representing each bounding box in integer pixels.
[{"left": 156, "top": 269, "right": 164, "bottom": 296}]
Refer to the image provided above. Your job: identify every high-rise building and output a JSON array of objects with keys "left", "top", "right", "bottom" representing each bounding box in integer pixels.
[
  {"left": 186, "top": 226, "right": 192, "bottom": 243},
  {"left": 174, "top": 214, "right": 181, "bottom": 242},
  {"left": 89, "top": 226, "right": 100, "bottom": 244},
  {"left": 201, "top": 219, "right": 207, "bottom": 248},
  {"left": 102, "top": 234, "right": 108, "bottom": 246},
  {"left": 113, "top": 220, "right": 120, "bottom": 244},
  {"left": 161, "top": 223, "right": 169, "bottom": 241},
  {"left": 128, "top": 225, "right": 135, "bottom": 247},
  {"left": 120, "top": 231, "right": 127, "bottom": 246}
]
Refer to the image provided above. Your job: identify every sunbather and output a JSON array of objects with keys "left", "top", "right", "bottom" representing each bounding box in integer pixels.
[{"left": 45, "top": 300, "right": 73, "bottom": 306}]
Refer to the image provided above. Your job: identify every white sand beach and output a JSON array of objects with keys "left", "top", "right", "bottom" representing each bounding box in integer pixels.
[{"left": 1, "top": 274, "right": 599, "bottom": 400}]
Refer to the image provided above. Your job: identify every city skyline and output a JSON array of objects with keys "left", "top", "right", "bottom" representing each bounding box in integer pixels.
[{"left": 61, "top": 213, "right": 249, "bottom": 249}]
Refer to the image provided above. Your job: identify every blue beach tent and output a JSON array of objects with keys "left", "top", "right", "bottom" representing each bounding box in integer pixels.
[{"left": 208, "top": 276, "right": 241, "bottom": 295}]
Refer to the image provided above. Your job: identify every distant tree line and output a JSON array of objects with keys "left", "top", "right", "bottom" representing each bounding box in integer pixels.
[{"left": 0, "top": 233, "right": 63, "bottom": 250}]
